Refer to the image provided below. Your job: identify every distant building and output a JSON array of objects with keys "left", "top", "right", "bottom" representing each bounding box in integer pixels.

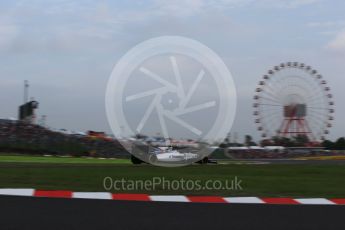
[
  {"left": 287, "top": 147, "right": 325, "bottom": 154},
  {"left": 18, "top": 100, "right": 39, "bottom": 124}
]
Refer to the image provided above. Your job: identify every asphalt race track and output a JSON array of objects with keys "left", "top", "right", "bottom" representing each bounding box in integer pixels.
[{"left": 0, "top": 195, "right": 344, "bottom": 230}]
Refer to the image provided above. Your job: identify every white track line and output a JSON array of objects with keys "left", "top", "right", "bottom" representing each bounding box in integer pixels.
[
  {"left": 150, "top": 195, "right": 190, "bottom": 202},
  {"left": 295, "top": 198, "right": 336, "bottom": 205},
  {"left": 224, "top": 197, "right": 265, "bottom": 204},
  {"left": 0, "top": 188, "right": 34, "bottom": 196},
  {"left": 72, "top": 192, "right": 112, "bottom": 200}
]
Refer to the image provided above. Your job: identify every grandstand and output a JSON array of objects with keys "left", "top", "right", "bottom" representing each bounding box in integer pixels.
[{"left": 0, "top": 119, "right": 128, "bottom": 158}]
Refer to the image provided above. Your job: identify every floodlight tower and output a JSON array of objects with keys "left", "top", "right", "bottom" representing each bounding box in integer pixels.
[{"left": 24, "top": 80, "right": 29, "bottom": 104}]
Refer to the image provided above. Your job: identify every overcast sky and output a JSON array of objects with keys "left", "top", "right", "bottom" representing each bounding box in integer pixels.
[{"left": 1, "top": 0, "right": 345, "bottom": 142}]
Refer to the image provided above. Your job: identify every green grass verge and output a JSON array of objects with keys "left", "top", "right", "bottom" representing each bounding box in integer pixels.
[
  {"left": 0, "top": 154, "right": 130, "bottom": 164},
  {"left": 0, "top": 155, "right": 344, "bottom": 198}
]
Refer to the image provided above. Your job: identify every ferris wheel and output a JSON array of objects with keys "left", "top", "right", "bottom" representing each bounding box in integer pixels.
[{"left": 253, "top": 62, "right": 335, "bottom": 141}]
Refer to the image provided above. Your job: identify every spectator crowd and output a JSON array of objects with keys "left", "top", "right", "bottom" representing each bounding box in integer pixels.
[{"left": 0, "top": 119, "right": 128, "bottom": 158}]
